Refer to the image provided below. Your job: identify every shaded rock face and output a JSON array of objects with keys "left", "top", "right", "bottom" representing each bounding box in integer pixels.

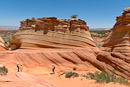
[
  {"left": 103, "top": 7, "right": 130, "bottom": 53},
  {"left": 0, "top": 36, "right": 6, "bottom": 50},
  {"left": 10, "top": 17, "right": 96, "bottom": 48}
]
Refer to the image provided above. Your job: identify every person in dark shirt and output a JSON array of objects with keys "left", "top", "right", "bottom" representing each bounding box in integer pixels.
[
  {"left": 52, "top": 64, "right": 55, "bottom": 73},
  {"left": 17, "top": 63, "right": 20, "bottom": 72}
]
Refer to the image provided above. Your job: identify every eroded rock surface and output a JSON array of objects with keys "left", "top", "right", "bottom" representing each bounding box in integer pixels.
[
  {"left": 5, "top": 10, "right": 130, "bottom": 82},
  {"left": 99, "top": 7, "right": 130, "bottom": 79},
  {"left": 103, "top": 7, "right": 130, "bottom": 53},
  {"left": 10, "top": 17, "right": 96, "bottom": 48}
]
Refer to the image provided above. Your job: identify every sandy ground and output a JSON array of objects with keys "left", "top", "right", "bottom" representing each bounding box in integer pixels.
[
  {"left": 41, "top": 71, "right": 129, "bottom": 87},
  {"left": 0, "top": 69, "right": 129, "bottom": 87}
]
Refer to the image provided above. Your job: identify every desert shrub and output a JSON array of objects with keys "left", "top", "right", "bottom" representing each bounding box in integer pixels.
[
  {"left": 73, "top": 67, "right": 77, "bottom": 71},
  {"left": 0, "top": 66, "right": 8, "bottom": 75},
  {"left": 59, "top": 72, "right": 79, "bottom": 78},
  {"left": 87, "top": 71, "right": 129, "bottom": 85},
  {"left": 82, "top": 74, "right": 88, "bottom": 79},
  {"left": 71, "top": 14, "right": 78, "bottom": 18},
  {"left": 32, "top": 17, "right": 35, "bottom": 20},
  {"left": 11, "top": 45, "right": 17, "bottom": 50},
  {"left": 118, "top": 78, "right": 129, "bottom": 85},
  {"left": 90, "top": 30, "right": 108, "bottom": 35}
]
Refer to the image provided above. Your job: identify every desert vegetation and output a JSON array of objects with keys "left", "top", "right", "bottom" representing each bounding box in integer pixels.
[
  {"left": 86, "top": 71, "right": 129, "bottom": 85},
  {"left": 0, "top": 30, "right": 17, "bottom": 47},
  {"left": 59, "top": 72, "right": 79, "bottom": 78},
  {"left": 90, "top": 30, "right": 109, "bottom": 48},
  {"left": 73, "top": 67, "right": 77, "bottom": 71},
  {"left": 59, "top": 69, "right": 130, "bottom": 86},
  {"left": 71, "top": 14, "right": 78, "bottom": 18},
  {"left": 81, "top": 70, "right": 130, "bottom": 86},
  {"left": 11, "top": 45, "right": 17, "bottom": 50},
  {"left": 0, "top": 66, "right": 8, "bottom": 75}
]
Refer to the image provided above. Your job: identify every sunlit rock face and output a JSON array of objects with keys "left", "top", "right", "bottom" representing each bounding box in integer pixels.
[
  {"left": 103, "top": 7, "right": 130, "bottom": 53},
  {"left": 10, "top": 17, "right": 96, "bottom": 48},
  {"left": 5, "top": 15, "right": 130, "bottom": 80}
]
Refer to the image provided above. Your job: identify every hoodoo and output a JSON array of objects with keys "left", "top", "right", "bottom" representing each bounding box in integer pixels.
[{"left": 10, "top": 17, "right": 96, "bottom": 48}]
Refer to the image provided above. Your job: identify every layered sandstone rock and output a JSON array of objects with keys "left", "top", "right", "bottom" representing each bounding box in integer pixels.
[
  {"left": 10, "top": 17, "right": 96, "bottom": 49},
  {"left": 1, "top": 47, "right": 130, "bottom": 80},
  {"left": 6, "top": 13, "right": 130, "bottom": 81},
  {"left": 0, "top": 36, "right": 6, "bottom": 50},
  {"left": 101, "top": 7, "right": 130, "bottom": 79},
  {"left": 103, "top": 7, "right": 130, "bottom": 53}
]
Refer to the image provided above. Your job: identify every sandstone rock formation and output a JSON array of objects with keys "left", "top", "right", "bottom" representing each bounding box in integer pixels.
[
  {"left": 0, "top": 36, "right": 6, "bottom": 50},
  {"left": 103, "top": 7, "right": 130, "bottom": 53},
  {"left": 1, "top": 49, "right": 128, "bottom": 87},
  {"left": 10, "top": 17, "right": 96, "bottom": 49},
  {"left": 99, "top": 7, "right": 130, "bottom": 79},
  {"left": 0, "top": 72, "right": 55, "bottom": 87},
  {"left": 1, "top": 47, "right": 130, "bottom": 80},
  {"left": 4, "top": 9, "right": 130, "bottom": 83}
]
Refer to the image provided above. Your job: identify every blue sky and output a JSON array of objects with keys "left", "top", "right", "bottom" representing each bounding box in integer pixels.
[{"left": 0, "top": 0, "right": 129, "bottom": 28}]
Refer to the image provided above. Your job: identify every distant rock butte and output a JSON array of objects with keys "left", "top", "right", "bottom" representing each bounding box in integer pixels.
[
  {"left": 103, "top": 7, "right": 130, "bottom": 53},
  {"left": 0, "top": 36, "right": 6, "bottom": 50},
  {"left": 10, "top": 17, "right": 96, "bottom": 49}
]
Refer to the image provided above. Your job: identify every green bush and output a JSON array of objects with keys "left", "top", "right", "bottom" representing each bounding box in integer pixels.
[
  {"left": 59, "top": 72, "right": 79, "bottom": 78},
  {"left": 82, "top": 74, "right": 88, "bottom": 79},
  {"left": 73, "top": 67, "right": 77, "bottom": 71},
  {"left": 11, "top": 45, "right": 17, "bottom": 50},
  {"left": 0, "top": 66, "right": 8, "bottom": 75},
  {"left": 90, "top": 30, "right": 109, "bottom": 35},
  {"left": 32, "top": 17, "right": 35, "bottom": 20},
  {"left": 87, "top": 71, "right": 129, "bottom": 85},
  {"left": 71, "top": 14, "right": 78, "bottom": 18}
]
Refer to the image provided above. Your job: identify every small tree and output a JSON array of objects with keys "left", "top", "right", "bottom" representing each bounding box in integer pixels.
[
  {"left": 73, "top": 67, "right": 77, "bottom": 71},
  {"left": 0, "top": 66, "right": 8, "bottom": 75},
  {"left": 71, "top": 14, "right": 78, "bottom": 19},
  {"left": 32, "top": 17, "right": 35, "bottom": 20}
]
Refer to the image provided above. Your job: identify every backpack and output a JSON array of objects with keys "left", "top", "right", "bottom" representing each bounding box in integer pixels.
[
  {"left": 17, "top": 64, "right": 20, "bottom": 67},
  {"left": 52, "top": 66, "right": 55, "bottom": 69}
]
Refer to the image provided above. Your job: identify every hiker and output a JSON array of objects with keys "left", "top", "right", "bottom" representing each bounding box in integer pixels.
[
  {"left": 17, "top": 63, "right": 20, "bottom": 72},
  {"left": 52, "top": 64, "right": 55, "bottom": 73},
  {"left": 20, "top": 64, "right": 23, "bottom": 72}
]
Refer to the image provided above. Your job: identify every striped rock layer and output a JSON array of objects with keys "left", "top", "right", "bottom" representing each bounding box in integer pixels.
[
  {"left": 103, "top": 7, "right": 130, "bottom": 53},
  {"left": 10, "top": 17, "right": 96, "bottom": 48}
]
